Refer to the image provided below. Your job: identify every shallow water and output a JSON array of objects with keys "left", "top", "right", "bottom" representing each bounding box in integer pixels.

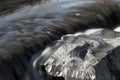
[
  {"left": 0, "top": 0, "right": 95, "bottom": 45},
  {"left": 0, "top": 0, "right": 90, "bottom": 25}
]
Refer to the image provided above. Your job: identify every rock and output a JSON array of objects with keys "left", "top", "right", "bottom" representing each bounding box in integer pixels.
[
  {"left": 95, "top": 46, "right": 120, "bottom": 80},
  {"left": 33, "top": 29, "right": 120, "bottom": 80}
]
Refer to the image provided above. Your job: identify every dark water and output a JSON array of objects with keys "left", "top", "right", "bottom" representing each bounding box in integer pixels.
[
  {"left": 0, "top": 0, "right": 95, "bottom": 42},
  {"left": 0, "top": 0, "right": 89, "bottom": 25},
  {"left": 0, "top": 0, "right": 44, "bottom": 15}
]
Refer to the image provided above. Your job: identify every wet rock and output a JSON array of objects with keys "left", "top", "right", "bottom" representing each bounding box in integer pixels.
[
  {"left": 69, "top": 43, "right": 90, "bottom": 60},
  {"left": 95, "top": 46, "right": 120, "bottom": 80},
  {"left": 33, "top": 30, "right": 120, "bottom": 80}
]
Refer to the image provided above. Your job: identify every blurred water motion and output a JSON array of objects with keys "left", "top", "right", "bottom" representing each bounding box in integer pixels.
[{"left": 0, "top": 0, "right": 120, "bottom": 80}]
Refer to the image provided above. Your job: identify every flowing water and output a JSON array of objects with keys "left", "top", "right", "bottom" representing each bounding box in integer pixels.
[{"left": 0, "top": 0, "right": 120, "bottom": 80}]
